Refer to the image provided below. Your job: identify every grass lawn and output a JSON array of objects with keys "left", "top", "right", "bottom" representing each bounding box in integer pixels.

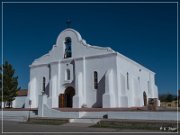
[
  {"left": 24, "top": 118, "right": 69, "bottom": 125},
  {"left": 91, "top": 120, "right": 178, "bottom": 132},
  {"left": 23, "top": 118, "right": 178, "bottom": 132}
]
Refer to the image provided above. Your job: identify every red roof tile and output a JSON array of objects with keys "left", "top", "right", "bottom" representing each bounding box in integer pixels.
[{"left": 17, "top": 90, "right": 28, "bottom": 96}]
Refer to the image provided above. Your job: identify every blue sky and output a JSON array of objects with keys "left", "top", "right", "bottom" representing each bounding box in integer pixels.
[{"left": 2, "top": 2, "right": 178, "bottom": 95}]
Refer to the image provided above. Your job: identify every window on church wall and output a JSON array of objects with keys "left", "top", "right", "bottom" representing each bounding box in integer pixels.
[
  {"left": 127, "top": 72, "right": 129, "bottom": 90},
  {"left": 94, "top": 71, "right": 98, "bottom": 89},
  {"left": 147, "top": 81, "right": 150, "bottom": 94},
  {"left": 48, "top": 64, "right": 51, "bottom": 80},
  {"left": 138, "top": 76, "right": 140, "bottom": 84},
  {"left": 64, "top": 37, "right": 72, "bottom": 58},
  {"left": 65, "top": 69, "right": 70, "bottom": 80},
  {"left": 42, "top": 77, "right": 46, "bottom": 92}
]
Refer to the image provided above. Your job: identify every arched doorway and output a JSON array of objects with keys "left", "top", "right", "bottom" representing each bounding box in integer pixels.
[
  {"left": 59, "top": 87, "right": 75, "bottom": 108},
  {"left": 143, "top": 91, "right": 147, "bottom": 106}
]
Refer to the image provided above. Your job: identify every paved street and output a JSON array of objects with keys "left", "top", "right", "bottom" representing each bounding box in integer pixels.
[{"left": 0, "top": 121, "right": 178, "bottom": 135}]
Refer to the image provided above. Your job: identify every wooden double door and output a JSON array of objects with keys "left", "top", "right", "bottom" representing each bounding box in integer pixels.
[{"left": 59, "top": 87, "right": 75, "bottom": 108}]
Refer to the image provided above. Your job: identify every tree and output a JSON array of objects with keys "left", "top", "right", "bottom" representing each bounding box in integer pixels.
[
  {"left": 0, "top": 61, "right": 20, "bottom": 108},
  {"left": 166, "top": 94, "right": 173, "bottom": 102},
  {"left": 159, "top": 93, "right": 177, "bottom": 102}
]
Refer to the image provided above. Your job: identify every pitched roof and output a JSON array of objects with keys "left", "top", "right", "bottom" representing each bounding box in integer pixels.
[{"left": 17, "top": 90, "right": 28, "bottom": 96}]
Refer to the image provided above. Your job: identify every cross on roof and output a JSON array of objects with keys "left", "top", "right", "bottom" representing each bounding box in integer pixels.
[{"left": 66, "top": 18, "right": 72, "bottom": 28}]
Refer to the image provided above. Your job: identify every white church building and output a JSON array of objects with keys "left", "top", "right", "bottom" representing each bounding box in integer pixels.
[{"left": 25, "top": 28, "right": 159, "bottom": 111}]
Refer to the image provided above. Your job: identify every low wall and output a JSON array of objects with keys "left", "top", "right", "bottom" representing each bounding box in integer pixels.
[
  {"left": 0, "top": 110, "right": 38, "bottom": 122},
  {"left": 82, "top": 111, "right": 179, "bottom": 121},
  {"left": 41, "top": 104, "right": 86, "bottom": 118},
  {"left": 1, "top": 109, "right": 179, "bottom": 121}
]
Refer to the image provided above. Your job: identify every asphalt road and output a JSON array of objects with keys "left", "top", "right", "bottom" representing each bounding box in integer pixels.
[{"left": 0, "top": 121, "right": 178, "bottom": 135}]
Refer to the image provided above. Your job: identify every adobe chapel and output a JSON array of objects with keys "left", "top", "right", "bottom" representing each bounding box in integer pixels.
[{"left": 25, "top": 28, "right": 160, "bottom": 111}]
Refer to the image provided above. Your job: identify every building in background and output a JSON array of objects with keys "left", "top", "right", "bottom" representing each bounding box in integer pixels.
[
  {"left": 160, "top": 100, "right": 177, "bottom": 108},
  {"left": 12, "top": 90, "right": 27, "bottom": 108}
]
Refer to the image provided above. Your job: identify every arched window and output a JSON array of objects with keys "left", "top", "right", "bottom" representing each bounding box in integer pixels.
[
  {"left": 147, "top": 81, "right": 150, "bottom": 94},
  {"left": 65, "top": 69, "right": 70, "bottom": 80},
  {"left": 94, "top": 71, "right": 98, "bottom": 89},
  {"left": 127, "top": 72, "right": 129, "bottom": 90},
  {"left": 64, "top": 37, "right": 72, "bottom": 58},
  {"left": 143, "top": 91, "right": 147, "bottom": 106},
  {"left": 138, "top": 76, "right": 140, "bottom": 84},
  {"left": 43, "top": 77, "right": 46, "bottom": 92}
]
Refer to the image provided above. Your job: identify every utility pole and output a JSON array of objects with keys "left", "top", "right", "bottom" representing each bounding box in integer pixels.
[{"left": 28, "top": 100, "right": 32, "bottom": 122}]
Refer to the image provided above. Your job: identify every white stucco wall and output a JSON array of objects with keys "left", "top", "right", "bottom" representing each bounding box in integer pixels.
[
  {"left": 117, "top": 54, "right": 159, "bottom": 107},
  {"left": 26, "top": 65, "right": 50, "bottom": 108},
  {"left": 85, "top": 54, "right": 117, "bottom": 108}
]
